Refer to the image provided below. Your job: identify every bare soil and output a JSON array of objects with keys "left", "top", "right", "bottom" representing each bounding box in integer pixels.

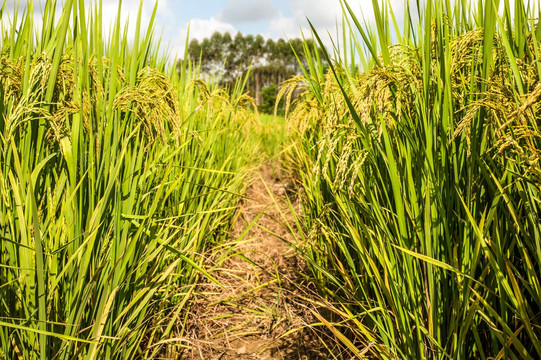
[{"left": 180, "top": 162, "right": 332, "bottom": 359}]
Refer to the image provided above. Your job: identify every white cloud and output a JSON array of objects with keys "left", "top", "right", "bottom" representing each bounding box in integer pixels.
[
  {"left": 289, "top": 0, "right": 344, "bottom": 28},
  {"left": 100, "top": 0, "right": 171, "bottom": 42},
  {"left": 267, "top": 12, "right": 298, "bottom": 38},
  {"left": 188, "top": 17, "right": 238, "bottom": 40},
  {"left": 266, "top": 0, "right": 409, "bottom": 49},
  {"left": 266, "top": 0, "right": 345, "bottom": 48},
  {"left": 219, "top": 0, "right": 280, "bottom": 24},
  {"left": 168, "top": 17, "right": 238, "bottom": 59}
]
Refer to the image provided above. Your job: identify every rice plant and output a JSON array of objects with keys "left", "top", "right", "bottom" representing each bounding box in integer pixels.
[
  {"left": 284, "top": 0, "right": 541, "bottom": 358},
  {"left": 0, "top": 1, "right": 261, "bottom": 358}
]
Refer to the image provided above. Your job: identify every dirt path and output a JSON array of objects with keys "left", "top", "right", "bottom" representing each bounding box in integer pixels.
[{"left": 181, "top": 163, "right": 330, "bottom": 359}]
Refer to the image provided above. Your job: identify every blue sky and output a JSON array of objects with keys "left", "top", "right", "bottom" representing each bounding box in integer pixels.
[
  {"left": 6, "top": 1, "right": 529, "bottom": 60},
  {"left": 138, "top": 0, "right": 525, "bottom": 60},
  {"left": 6, "top": 1, "right": 406, "bottom": 59},
  {"left": 99, "top": 0, "right": 391, "bottom": 59}
]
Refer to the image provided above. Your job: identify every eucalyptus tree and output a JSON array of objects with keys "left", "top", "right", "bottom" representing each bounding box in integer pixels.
[{"left": 181, "top": 32, "right": 327, "bottom": 109}]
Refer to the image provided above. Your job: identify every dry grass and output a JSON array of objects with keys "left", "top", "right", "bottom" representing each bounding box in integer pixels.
[{"left": 179, "top": 164, "right": 337, "bottom": 360}]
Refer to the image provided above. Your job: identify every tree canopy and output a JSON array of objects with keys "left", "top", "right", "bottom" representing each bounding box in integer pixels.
[{"left": 178, "top": 32, "right": 327, "bottom": 112}]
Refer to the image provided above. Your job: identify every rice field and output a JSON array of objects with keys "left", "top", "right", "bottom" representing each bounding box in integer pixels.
[
  {"left": 1, "top": 0, "right": 540, "bottom": 359},
  {"left": 0, "top": 1, "right": 264, "bottom": 358},
  {"left": 282, "top": 0, "right": 541, "bottom": 358}
]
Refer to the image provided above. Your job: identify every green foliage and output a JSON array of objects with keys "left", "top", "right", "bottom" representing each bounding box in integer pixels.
[
  {"left": 255, "top": 113, "right": 286, "bottom": 159},
  {"left": 284, "top": 0, "right": 541, "bottom": 358},
  {"left": 181, "top": 32, "right": 327, "bottom": 105},
  {"left": 0, "top": 1, "right": 261, "bottom": 358},
  {"left": 258, "top": 84, "right": 284, "bottom": 115}
]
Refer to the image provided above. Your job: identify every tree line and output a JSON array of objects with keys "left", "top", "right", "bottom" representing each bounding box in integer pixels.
[{"left": 177, "top": 32, "right": 327, "bottom": 113}]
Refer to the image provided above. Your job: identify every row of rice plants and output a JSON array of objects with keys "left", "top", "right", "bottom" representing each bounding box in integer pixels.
[
  {"left": 256, "top": 113, "right": 287, "bottom": 159},
  {"left": 0, "top": 1, "right": 262, "bottom": 358},
  {"left": 283, "top": 0, "right": 541, "bottom": 358}
]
